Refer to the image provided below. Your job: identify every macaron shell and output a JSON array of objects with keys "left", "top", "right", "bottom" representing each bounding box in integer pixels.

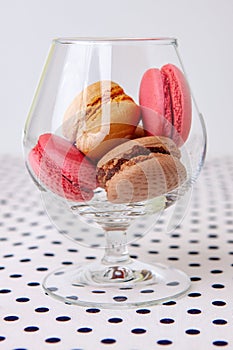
[
  {"left": 74, "top": 100, "right": 140, "bottom": 160},
  {"left": 139, "top": 68, "right": 165, "bottom": 136},
  {"left": 161, "top": 70, "right": 173, "bottom": 137},
  {"left": 62, "top": 81, "right": 123, "bottom": 142},
  {"left": 106, "top": 153, "right": 187, "bottom": 204},
  {"left": 161, "top": 64, "right": 192, "bottom": 145},
  {"left": 29, "top": 133, "right": 96, "bottom": 201},
  {"left": 63, "top": 80, "right": 141, "bottom": 159},
  {"left": 97, "top": 135, "right": 181, "bottom": 169}
]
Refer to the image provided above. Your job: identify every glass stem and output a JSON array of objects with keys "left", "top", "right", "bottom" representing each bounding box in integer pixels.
[{"left": 101, "top": 228, "right": 131, "bottom": 265}]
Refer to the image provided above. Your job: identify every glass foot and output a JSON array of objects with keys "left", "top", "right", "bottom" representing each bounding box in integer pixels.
[{"left": 42, "top": 259, "right": 191, "bottom": 309}]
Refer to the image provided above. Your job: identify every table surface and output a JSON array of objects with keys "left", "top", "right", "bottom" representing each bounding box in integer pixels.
[{"left": 0, "top": 155, "right": 233, "bottom": 350}]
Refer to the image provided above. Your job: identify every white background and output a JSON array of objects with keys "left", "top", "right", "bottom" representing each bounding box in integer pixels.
[{"left": 0, "top": 0, "right": 232, "bottom": 158}]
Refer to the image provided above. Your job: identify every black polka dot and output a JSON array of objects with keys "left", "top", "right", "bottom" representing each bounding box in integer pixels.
[
  {"left": 148, "top": 250, "right": 159, "bottom": 254},
  {"left": 129, "top": 254, "right": 138, "bottom": 259},
  {"left": 190, "top": 276, "right": 201, "bottom": 282},
  {"left": 3, "top": 254, "right": 14, "bottom": 258},
  {"left": 101, "top": 339, "right": 116, "bottom": 344},
  {"left": 91, "top": 290, "right": 106, "bottom": 294},
  {"left": 54, "top": 271, "right": 65, "bottom": 276},
  {"left": 45, "top": 337, "right": 61, "bottom": 343},
  {"left": 77, "top": 327, "right": 92, "bottom": 333},
  {"left": 0, "top": 289, "right": 11, "bottom": 294},
  {"left": 86, "top": 308, "right": 100, "bottom": 313},
  {"left": 185, "top": 329, "right": 200, "bottom": 335},
  {"left": 131, "top": 328, "right": 146, "bottom": 334},
  {"left": 27, "top": 282, "right": 40, "bottom": 286},
  {"left": 36, "top": 267, "right": 48, "bottom": 271},
  {"left": 211, "top": 270, "right": 223, "bottom": 274},
  {"left": 12, "top": 242, "right": 23, "bottom": 246},
  {"left": 22, "top": 232, "right": 30, "bottom": 236},
  {"left": 136, "top": 309, "right": 151, "bottom": 314},
  {"left": 212, "top": 301, "right": 226, "bottom": 306},
  {"left": 171, "top": 234, "right": 180, "bottom": 238},
  {"left": 0, "top": 336, "right": 6, "bottom": 341},
  {"left": 208, "top": 234, "right": 218, "bottom": 238},
  {"left": 187, "top": 309, "right": 201, "bottom": 315},
  {"left": 209, "top": 224, "right": 218, "bottom": 229},
  {"left": 108, "top": 317, "right": 123, "bottom": 323},
  {"left": 160, "top": 318, "right": 174, "bottom": 324},
  {"left": 35, "top": 307, "right": 49, "bottom": 313},
  {"left": 134, "top": 233, "right": 142, "bottom": 238},
  {"left": 212, "top": 340, "right": 228, "bottom": 346},
  {"left": 30, "top": 222, "right": 39, "bottom": 226},
  {"left": 47, "top": 287, "right": 58, "bottom": 292},
  {"left": 169, "top": 245, "right": 180, "bottom": 249},
  {"left": 166, "top": 281, "right": 180, "bottom": 286},
  {"left": 113, "top": 296, "right": 127, "bottom": 302},
  {"left": 56, "top": 316, "right": 71, "bottom": 322},
  {"left": 24, "top": 326, "right": 39, "bottom": 332},
  {"left": 20, "top": 258, "right": 31, "bottom": 263},
  {"left": 36, "top": 235, "right": 46, "bottom": 240},
  {"left": 66, "top": 295, "right": 78, "bottom": 301},
  {"left": 16, "top": 297, "right": 30, "bottom": 303},
  {"left": 212, "top": 284, "right": 225, "bottom": 289},
  {"left": 62, "top": 261, "right": 73, "bottom": 265},
  {"left": 162, "top": 301, "right": 176, "bottom": 306},
  {"left": 140, "top": 289, "right": 154, "bottom": 294},
  {"left": 212, "top": 319, "right": 227, "bottom": 325},
  {"left": 4, "top": 315, "right": 19, "bottom": 321},
  {"left": 44, "top": 253, "right": 54, "bottom": 257},
  {"left": 157, "top": 339, "right": 172, "bottom": 345},
  {"left": 9, "top": 274, "right": 22, "bottom": 278},
  {"left": 189, "top": 240, "right": 199, "bottom": 243},
  {"left": 188, "top": 292, "right": 202, "bottom": 298}
]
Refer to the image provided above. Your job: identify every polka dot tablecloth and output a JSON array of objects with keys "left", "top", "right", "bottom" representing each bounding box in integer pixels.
[{"left": 0, "top": 155, "right": 233, "bottom": 349}]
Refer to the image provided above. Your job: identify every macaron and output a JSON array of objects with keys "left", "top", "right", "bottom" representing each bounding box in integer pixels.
[
  {"left": 63, "top": 80, "right": 141, "bottom": 161},
  {"left": 28, "top": 133, "right": 97, "bottom": 202},
  {"left": 139, "top": 64, "right": 192, "bottom": 146},
  {"left": 97, "top": 136, "right": 187, "bottom": 203}
]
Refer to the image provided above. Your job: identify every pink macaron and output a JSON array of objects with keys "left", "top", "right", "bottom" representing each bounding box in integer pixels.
[
  {"left": 28, "top": 133, "right": 97, "bottom": 201},
  {"left": 139, "top": 64, "right": 192, "bottom": 146}
]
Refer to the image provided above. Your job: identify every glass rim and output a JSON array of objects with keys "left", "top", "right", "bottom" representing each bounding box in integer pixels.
[{"left": 53, "top": 37, "right": 177, "bottom": 45}]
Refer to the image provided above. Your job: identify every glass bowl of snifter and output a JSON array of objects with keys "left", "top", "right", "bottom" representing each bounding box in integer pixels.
[{"left": 23, "top": 37, "right": 207, "bottom": 308}]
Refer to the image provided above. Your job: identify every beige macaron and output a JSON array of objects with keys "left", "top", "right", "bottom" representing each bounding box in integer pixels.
[
  {"left": 63, "top": 81, "right": 141, "bottom": 161},
  {"left": 97, "top": 136, "right": 187, "bottom": 203}
]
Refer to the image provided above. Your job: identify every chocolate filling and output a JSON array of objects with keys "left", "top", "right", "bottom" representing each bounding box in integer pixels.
[{"left": 98, "top": 145, "right": 170, "bottom": 187}]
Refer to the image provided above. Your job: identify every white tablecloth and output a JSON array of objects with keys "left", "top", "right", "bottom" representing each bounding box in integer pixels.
[{"left": 0, "top": 155, "right": 233, "bottom": 349}]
